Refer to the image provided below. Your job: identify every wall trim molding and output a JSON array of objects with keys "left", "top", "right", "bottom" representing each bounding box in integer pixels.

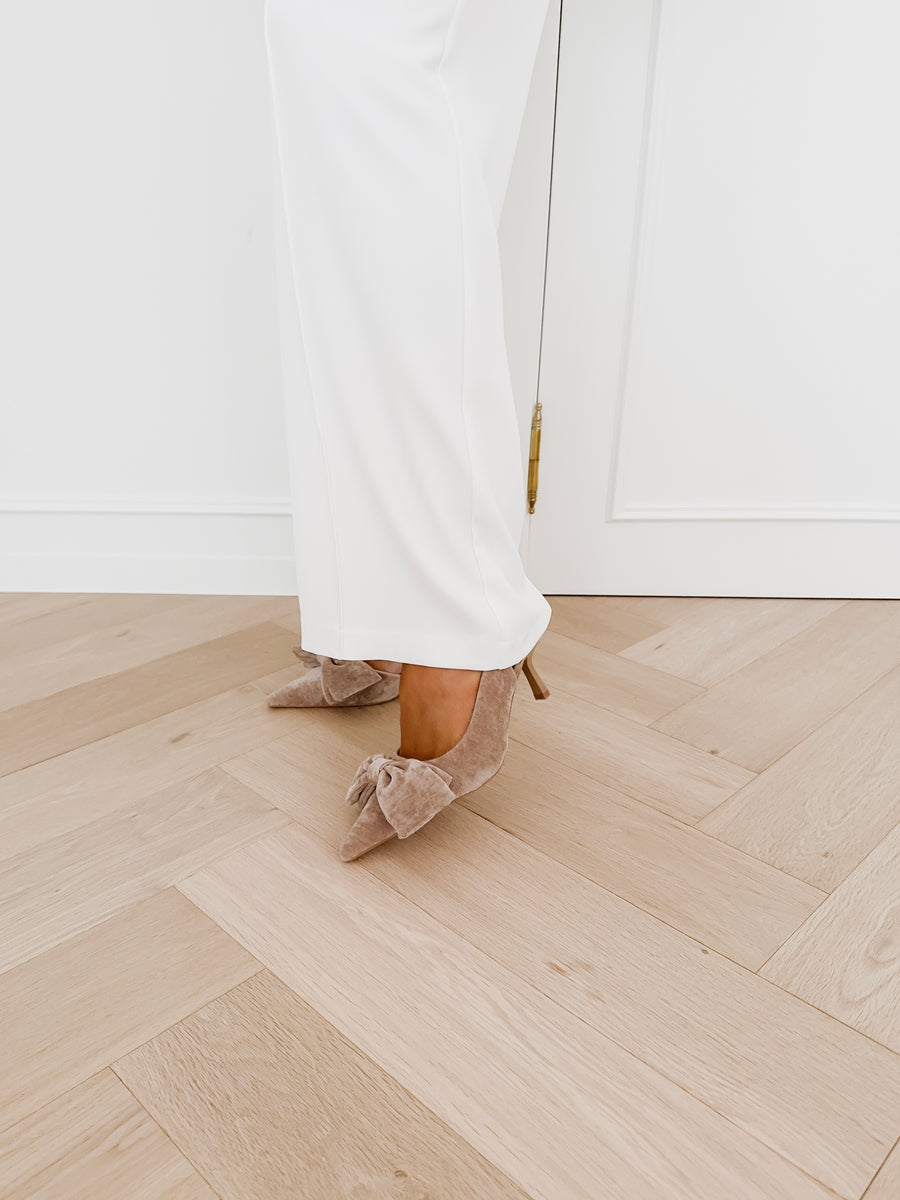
[
  {"left": 0, "top": 550, "right": 299, "bottom": 595},
  {"left": 611, "top": 503, "right": 900, "bottom": 522},
  {"left": 0, "top": 495, "right": 293, "bottom": 516},
  {"left": 0, "top": 506, "right": 297, "bottom": 592},
  {"left": 603, "top": 2, "right": 900, "bottom": 533}
]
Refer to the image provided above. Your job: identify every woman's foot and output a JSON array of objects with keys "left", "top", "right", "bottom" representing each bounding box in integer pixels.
[{"left": 397, "top": 664, "right": 483, "bottom": 761}]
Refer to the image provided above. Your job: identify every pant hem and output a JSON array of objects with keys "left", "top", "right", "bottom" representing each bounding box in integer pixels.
[{"left": 298, "top": 600, "right": 552, "bottom": 671}]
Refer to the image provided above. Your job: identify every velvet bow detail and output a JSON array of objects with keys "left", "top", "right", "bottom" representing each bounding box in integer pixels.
[
  {"left": 343, "top": 753, "right": 456, "bottom": 839},
  {"left": 290, "top": 646, "right": 382, "bottom": 704}
]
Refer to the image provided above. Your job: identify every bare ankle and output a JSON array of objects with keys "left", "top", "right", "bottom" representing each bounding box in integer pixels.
[
  {"left": 398, "top": 665, "right": 483, "bottom": 760},
  {"left": 364, "top": 659, "right": 402, "bottom": 674}
]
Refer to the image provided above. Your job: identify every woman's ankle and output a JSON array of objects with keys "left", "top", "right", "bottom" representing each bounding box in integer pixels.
[
  {"left": 398, "top": 665, "right": 482, "bottom": 759},
  {"left": 364, "top": 659, "right": 402, "bottom": 674}
]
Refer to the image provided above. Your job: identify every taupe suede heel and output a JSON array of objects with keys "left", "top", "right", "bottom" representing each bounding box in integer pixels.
[
  {"left": 338, "top": 646, "right": 550, "bottom": 862},
  {"left": 266, "top": 645, "right": 401, "bottom": 708}
]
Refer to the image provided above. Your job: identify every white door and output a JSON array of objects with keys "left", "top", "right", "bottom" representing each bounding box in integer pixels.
[{"left": 529, "top": 0, "right": 900, "bottom": 597}]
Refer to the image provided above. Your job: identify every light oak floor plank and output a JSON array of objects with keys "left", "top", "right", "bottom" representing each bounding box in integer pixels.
[
  {"left": 0, "top": 593, "right": 299, "bottom": 711},
  {"left": 114, "top": 969, "right": 530, "bottom": 1200},
  {"left": 545, "top": 594, "right": 668, "bottom": 652},
  {"left": 508, "top": 678, "right": 756, "bottom": 823},
  {"left": 0, "top": 766, "right": 291, "bottom": 974},
  {"left": 177, "top": 824, "right": 840, "bottom": 1200},
  {"left": 602, "top": 596, "right": 740, "bottom": 624},
  {"left": 761, "top": 823, "right": 900, "bottom": 1054},
  {"left": 699, "top": 665, "right": 900, "bottom": 890},
  {"left": 863, "top": 1137, "right": 900, "bottom": 1200},
  {"left": 529, "top": 628, "right": 704, "bottom": 724},
  {"left": 619, "top": 597, "right": 845, "bottom": 687},
  {"left": 225, "top": 718, "right": 823, "bottom": 969},
  {"left": 245, "top": 663, "right": 753, "bottom": 828},
  {"left": 3, "top": 592, "right": 897, "bottom": 1199},
  {"left": 0, "top": 1070, "right": 218, "bottom": 1200},
  {"left": 223, "top": 740, "right": 900, "bottom": 1198},
  {"left": 0, "top": 592, "right": 103, "bottom": 621},
  {"left": 0, "top": 887, "right": 260, "bottom": 1134},
  {"left": 0, "top": 593, "right": 193, "bottom": 662},
  {"left": 0, "top": 680, "right": 297, "bottom": 864},
  {"left": 652, "top": 599, "right": 900, "bottom": 770},
  {"left": 0, "top": 621, "right": 299, "bottom": 776},
  {"left": 464, "top": 739, "right": 822, "bottom": 970}
]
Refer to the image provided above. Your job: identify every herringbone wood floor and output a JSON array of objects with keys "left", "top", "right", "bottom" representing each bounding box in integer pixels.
[{"left": 1, "top": 592, "right": 899, "bottom": 1200}]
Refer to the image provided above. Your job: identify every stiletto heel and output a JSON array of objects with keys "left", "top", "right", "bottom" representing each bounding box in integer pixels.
[{"left": 520, "top": 650, "right": 550, "bottom": 700}]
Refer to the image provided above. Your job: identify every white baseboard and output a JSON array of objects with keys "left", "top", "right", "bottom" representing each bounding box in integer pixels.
[
  {"left": 0, "top": 553, "right": 299, "bottom": 594},
  {"left": 0, "top": 509, "right": 299, "bottom": 594}
]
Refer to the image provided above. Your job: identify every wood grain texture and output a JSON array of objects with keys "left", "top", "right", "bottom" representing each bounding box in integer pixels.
[
  {"left": 0, "top": 593, "right": 190, "bottom": 663},
  {"left": 115, "top": 969, "right": 531, "bottom": 1200},
  {"left": 600, "top": 596, "right": 730, "bottom": 623},
  {"left": 619, "top": 597, "right": 844, "bottom": 686},
  {"left": 224, "top": 739, "right": 900, "bottom": 1198},
  {"left": 0, "top": 1070, "right": 217, "bottom": 1200},
  {"left": 545, "top": 594, "right": 667, "bottom": 651},
  {"left": 652, "top": 599, "right": 900, "bottom": 770},
  {"left": 863, "top": 1137, "right": 900, "bottom": 1200},
  {"left": 0, "top": 680, "right": 296, "bottom": 864},
  {"left": 761, "top": 824, "right": 900, "bottom": 1053},
  {"left": 0, "top": 888, "right": 260, "bottom": 1133},
  {"left": 0, "top": 593, "right": 298, "bottom": 710},
  {"left": 0, "top": 766, "right": 290, "bottom": 973},
  {"left": 527, "top": 628, "right": 704, "bottom": 724},
  {"left": 508, "top": 679, "right": 755, "bottom": 823},
  {"left": 226, "top": 717, "right": 822, "bottom": 969},
  {"left": 177, "top": 824, "right": 839, "bottom": 1200},
  {"left": 463, "top": 738, "right": 823, "bottom": 969},
  {"left": 0, "top": 592, "right": 96, "bottom": 617},
  {"left": 2, "top": 591, "right": 898, "bottom": 1199},
  {"left": 699, "top": 665, "right": 900, "bottom": 890},
  {"left": 0, "top": 621, "right": 299, "bottom": 775}
]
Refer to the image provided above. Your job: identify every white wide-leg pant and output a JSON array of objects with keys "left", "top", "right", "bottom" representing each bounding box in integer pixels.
[{"left": 263, "top": 0, "right": 553, "bottom": 670}]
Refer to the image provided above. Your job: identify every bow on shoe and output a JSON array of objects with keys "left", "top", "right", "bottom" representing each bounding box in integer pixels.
[
  {"left": 291, "top": 644, "right": 321, "bottom": 669},
  {"left": 320, "top": 657, "right": 383, "bottom": 703},
  {"left": 290, "top": 646, "right": 382, "bottom": 704},
  {"left": 344, "top": 753, "right": 456, "bottom": 839}
]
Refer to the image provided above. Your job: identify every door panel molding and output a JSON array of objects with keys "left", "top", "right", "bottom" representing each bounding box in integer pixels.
[{"left": 532, "top": 0, "right": 900, "bottom": 595}]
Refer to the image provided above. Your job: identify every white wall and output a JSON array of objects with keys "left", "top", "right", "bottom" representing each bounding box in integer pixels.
[
  {"left": 0, "top": 1, "right": 557, "bottom": 595},
  {"left": 0, "top": 1, "right": 291, "bottom": 592}
]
